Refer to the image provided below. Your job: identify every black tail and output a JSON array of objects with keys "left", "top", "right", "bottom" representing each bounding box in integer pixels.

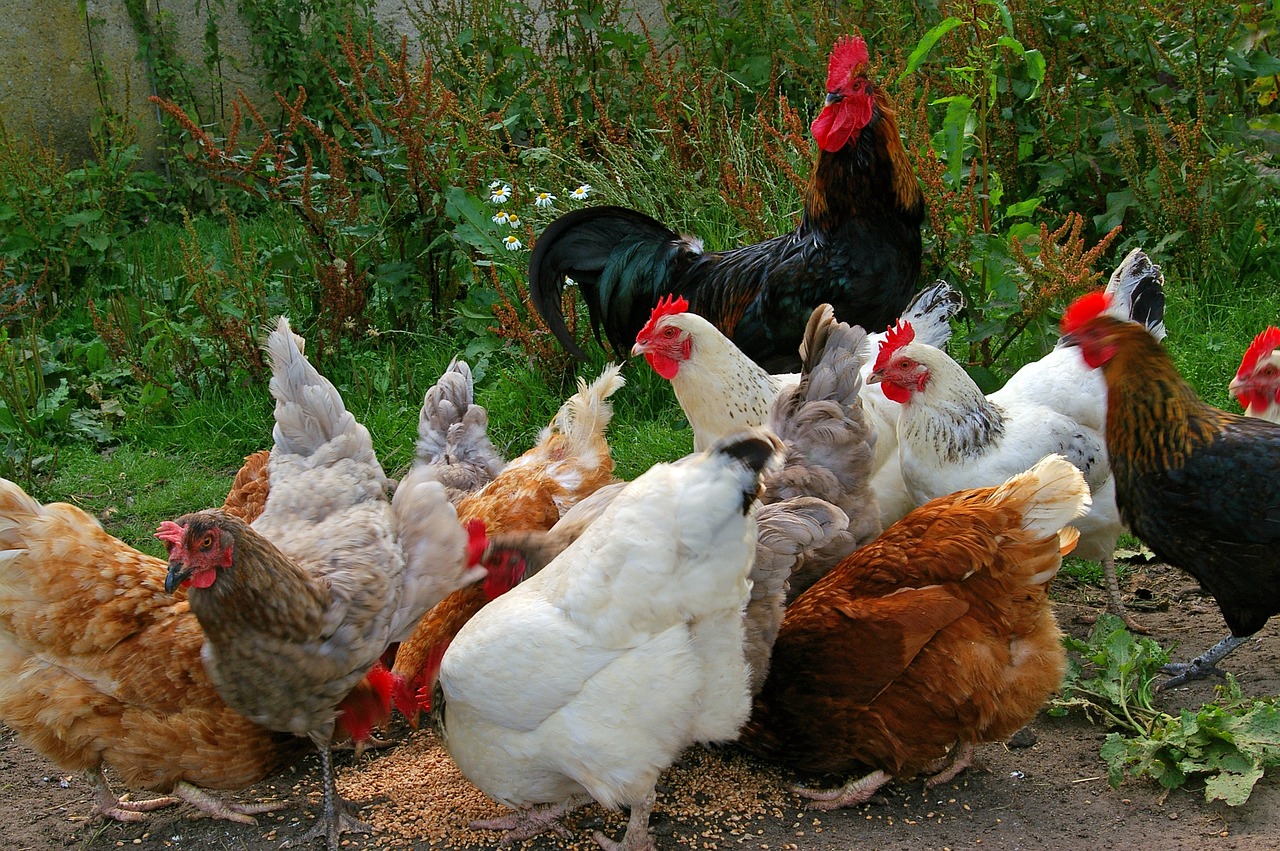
[{"left": 528, "top": 205, "right": 680, "bottom": 360}]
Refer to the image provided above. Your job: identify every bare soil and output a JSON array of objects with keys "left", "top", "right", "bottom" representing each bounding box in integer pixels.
[{"left": 4, "top": 562, "right": 1278, "bottom": 851}]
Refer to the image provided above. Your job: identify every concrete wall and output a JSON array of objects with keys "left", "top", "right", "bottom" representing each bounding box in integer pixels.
[{"left": 0, "top": 0, "right": 662, "bottom": 167}]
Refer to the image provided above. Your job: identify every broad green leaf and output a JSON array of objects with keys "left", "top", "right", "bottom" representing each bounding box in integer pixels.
[{"left": 900, "top": 18, "right": 964, "bottom": 81}]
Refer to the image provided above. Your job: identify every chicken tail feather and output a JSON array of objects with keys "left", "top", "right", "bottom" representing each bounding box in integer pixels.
[
  {"left": 990, "top": 454, "right": 1091, "bottom": 541},
  {"left": 1102, "top": 248, "right": 1165, "bottom": 341},
  {"left": 547, "top": 363, "right": 626, "bottom": 457}
]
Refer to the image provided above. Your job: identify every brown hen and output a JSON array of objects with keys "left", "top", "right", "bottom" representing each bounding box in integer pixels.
[{"left": 739, "top": 455, "right": 1088, "bottom": 808}]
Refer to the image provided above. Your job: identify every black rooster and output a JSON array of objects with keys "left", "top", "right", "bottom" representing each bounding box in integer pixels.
[{"left": 529, "top": 35, "right": 924, "bottom": 373}]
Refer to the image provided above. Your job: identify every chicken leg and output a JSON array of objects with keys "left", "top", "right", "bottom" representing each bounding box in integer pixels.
[
  {"left": 1102, "top": 554, "right": 1150, "bottom": 634},
  {"left": 1158, "top": 634, "right": 1248, "bottom": 690},
  {"left": 285, "top": 729, "right": 372, "bottom": 850},
  {"left": 593, "top": 791, "right": 657, "bottom": 851}
]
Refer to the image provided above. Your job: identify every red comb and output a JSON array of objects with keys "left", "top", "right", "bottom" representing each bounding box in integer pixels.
[
  {"left": 1236, "top": 327, "right": 1280, "bottom": 380},
  {"left": 826, "top": 35, "right": 869, "bottom": 92},
  {"left": 873, "top": 320, "right": 915, "bottom": 373},
  {"left": 154, "top": 520, "right": 185, "bottom": 547},
  {"left": 464, "top": 519, "right": 487, "bottom": 567},
  {"left": 636, "top": 294, "right": 689, "bottom": 342},
  {"left": 1060, "top": 291, "right": 1113, "bottom": 335}
]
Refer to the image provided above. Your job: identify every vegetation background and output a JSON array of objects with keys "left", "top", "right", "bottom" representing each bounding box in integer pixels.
[{"left": 1, "top": 0, "right": 1279, "bottom": 802}]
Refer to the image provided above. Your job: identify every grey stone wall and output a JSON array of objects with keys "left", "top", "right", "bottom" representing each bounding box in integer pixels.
[{"left": 0, "top": 0, "right": 662, "bottom": 167}]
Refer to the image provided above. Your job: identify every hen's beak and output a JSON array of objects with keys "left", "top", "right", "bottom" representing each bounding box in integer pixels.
[
  {"left": 1059, "top": 333, "right": 1080, "bottom": 349},
  {"left": 630, "top": 341, "right": 647, "bottom": 358},
  {"left": 865, "top": 369, "right": 884, "bottom": 385},
  {"left": 164, "top": 561, "right": 192, "bottom": 594}
]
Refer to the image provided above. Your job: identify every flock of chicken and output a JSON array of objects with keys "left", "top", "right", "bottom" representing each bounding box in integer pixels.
[{"left": 1, "top": 32, "right": 1279, "bottom": 851}]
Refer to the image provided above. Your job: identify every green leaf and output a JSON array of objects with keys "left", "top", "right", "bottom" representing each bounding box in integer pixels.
[
  {"left": 1204, "top": 768, "right": 1265, "bottom": 806},
  {"left": 901, "top": 18, "right": 964, "bottom": 81},
  {"left": 1005, "top": 196, "right": 1042, "bottom": 219}
]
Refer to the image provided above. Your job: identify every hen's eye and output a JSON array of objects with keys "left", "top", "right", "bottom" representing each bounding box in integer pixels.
[
  {"left": 199, "top": 533, "right": 214, "bottom": 550},
  {"left": 663, "top": 327, "right": 676, "bottom": 338}
]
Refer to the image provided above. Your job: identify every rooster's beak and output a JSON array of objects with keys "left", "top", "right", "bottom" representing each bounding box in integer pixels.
[
  {"left": 164, "top": 561, "right": 192, "bottom": 594},
  {"left": 630, "top": 341, "right": 646, "bottom": 358},
  {"left": 865, "top": 369, "right": 883, "bottom": 385}
]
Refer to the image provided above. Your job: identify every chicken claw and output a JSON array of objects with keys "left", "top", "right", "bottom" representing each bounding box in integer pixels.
[
  {"left": 924, "top": 742, "right": 974, "bottom": 787},
  {"left": 86, "top": 769, "right": 179, "bottom": 822},
  {"left": 794, "top": 769, "right": 892, "bottom": 810},
  {"left": 170, "top": 780, "right": 283, "bottom": 824},
  {"left": 471, "top": 796, "right": 589, "bottom": 844},
  {"left": 1157, "top": 634, "right": 1248, "bottom": 691}
]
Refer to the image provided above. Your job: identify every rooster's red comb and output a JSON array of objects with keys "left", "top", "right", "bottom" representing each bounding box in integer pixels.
[
  {"left": 826, "top": 35, "right": 870, "bottom": 92},
  {"left": 1060, "top": 291, "right": 1113, "bottom": 335},
  {"left": 1236, "top": 326, "right": 1280, "bottom": 380},
  {"left": 154, "top": 520, "right": 186, "bottom": 547},
  {"left": 873, "top": 320, "right": 915, "bottom": 373},
  {"left": 637, "top": 294, "right": 690, "bottom": 341},
  {"left": 464, "top": 519, "right": 487, "bottom": 567}
]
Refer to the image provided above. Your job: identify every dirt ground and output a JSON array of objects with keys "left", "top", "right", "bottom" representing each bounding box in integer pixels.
[{"left": 4, "top": 561, "right": 1278, "bottom": 851}]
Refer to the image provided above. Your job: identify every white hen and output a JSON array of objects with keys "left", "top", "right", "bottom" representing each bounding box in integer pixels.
[
  {"left": 436, "top": 430, "right": 783, "bottom": 851},
  {"left": 869, "top": 249, "right": 1166, "bottom": 631},
  {"left": 632, "top": 282, "right": 961, "bottom": 453}
]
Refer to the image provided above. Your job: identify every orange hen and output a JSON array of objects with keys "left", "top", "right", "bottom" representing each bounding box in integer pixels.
[
  {"left": 391, "top": 363, "right": 625, "bottom": 720},
  {"left": 0, "top": 478, "right": 306, "bottom": 824},
  {"left": 739, "top": 455, "right": 1088, "bottom": 808}
]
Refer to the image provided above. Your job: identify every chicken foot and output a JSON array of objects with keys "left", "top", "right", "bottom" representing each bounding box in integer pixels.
[
  {"left": 924, "top": 742, "right": 975, "bottom": 787},
  {"left": 1158, "top": 633, "right": 1248, "bottom": 690},
  {"left": 794, "top": 769, "right": 893, "bottom": 810},
  {"left": 284, "top": 743, "right": 372, "bottom": 850},
  {"left": 471, "top": 794, "right": 590, "bottom": 844},
  {"left": 171, "top": 780, "right": 283, "bottom": 824},
  {"left": 593, "top": 791, "right": 657, "bottom": 851},
  {"left": 86, "top": 769, "right": 180, "bottom": 822}
]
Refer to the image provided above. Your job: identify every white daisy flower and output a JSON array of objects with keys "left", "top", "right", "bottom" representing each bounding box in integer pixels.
[
  {"left": 492, "top": 210, "right": 510, "bottom": 225},
  {"left": 564, "top": 276, "right": 578, "bottom": 288},
  {"left": 506, "top": 214, "right": 521, "bottom": 228},
  {"left": 534, "top": 191, "right": 556, "bottom": 208},
  {"left": 569, "top": 183, "right": 592, "bottom": 201},
  {"left": 503, "top": 235, "right": 523, "bottom": 251},
  {"left": 489, "top": 180, "right": 502, "bottom": 189},
  {"left": 490, "top": 184, "right": 512, "bottom": 204}
]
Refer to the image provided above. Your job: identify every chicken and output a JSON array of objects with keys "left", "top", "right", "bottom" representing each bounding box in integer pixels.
[
  {"left": 760, "top": 303, "right": 882, "bottom": 598},
  {"left": 1061, "top": 291, "right": 1280, "bottom": 688},
  {"left": 391, "top": 364, "right": 625, "bottom": 721},
  {"left": 0, "top": 477, "right": 307, "bottom": 825},
  {"left": 631, "top": 280, "right": 961, "bottom": 454},
  {"left": 530, "top": 34, "right": 924, "bottom": 372},
  {"left": 216, "top": 358, "right": 505, "bottom": 527},
  {"left": 222, "top": 449, "right": 271, "bottom": 523},
  {"left": 739, "top": 455, "right": 1088, "bottom": 808},
  {"left": 1230, "top": 326, "right": 1280, "bottom": 423},
  {"left": 406, "top": 357, "right": 507, "bottom": 505},
  {"left": 155, "top": 318, "right": 484, "bottom": 849},
  {"left": 869, "top": 250, "right": 1165, "bottom": 632},
  {"left": 434, "top": 431, "right": 784, "bottom": 850}
]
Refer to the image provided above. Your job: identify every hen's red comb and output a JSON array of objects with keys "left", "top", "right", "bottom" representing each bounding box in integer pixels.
[
  {"left": 1236, "top": 326, "right": 1280, "bottom": 380},
  {"left": 154, "top": 520, "right": 185, "bottom": 547},
  {"left": 873, "top": 320, "right": 915, "bottom": 373},
  {"left": 826, "top": 35, "right": 869, "bottom": 92},
  {"left": 1060, "top": 291, "right": 1113, "bottom": 335},
  {"left": 636, "top": 294, "right": 690, "bottom": 341},
  {"left": 464, "top": 519, "right": 487, "bottom": 567}
]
